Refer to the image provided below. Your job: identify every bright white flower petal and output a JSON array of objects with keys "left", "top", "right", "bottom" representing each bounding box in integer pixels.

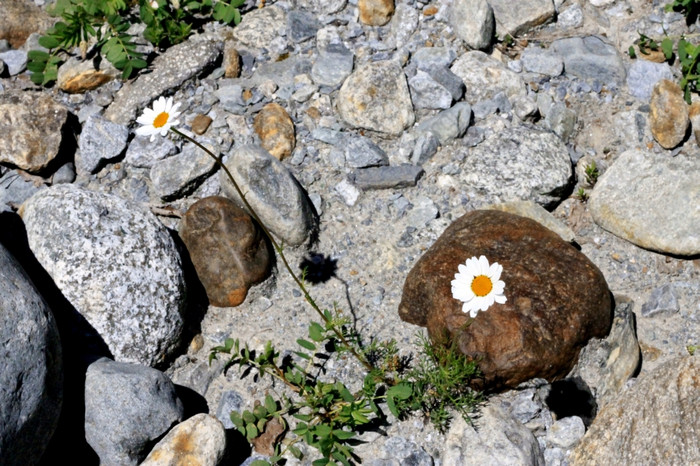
[
  {"left": 451, "top": 255, "right": 507, "bottom": 318},
  {"left": 135, "top": 96, "right": 181, "bottom": 141}
]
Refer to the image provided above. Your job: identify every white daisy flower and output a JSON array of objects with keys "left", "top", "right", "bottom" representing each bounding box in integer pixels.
[
  {"left": 451, "top": 255, "right": 507, "bottom": 318},
  {"left": 135, "top": 96, "right": 181, "bottom": 141}
]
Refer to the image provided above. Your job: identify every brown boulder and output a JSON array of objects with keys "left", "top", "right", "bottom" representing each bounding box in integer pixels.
[
  {"left": 180, "top": 196, "right": 272, "bottom": 308},
  {"left": 399, "top": 210, "right": 612, "bottom": 391},
  {"left": 253, "top": 103, "right": 296, "bottom": 160}
]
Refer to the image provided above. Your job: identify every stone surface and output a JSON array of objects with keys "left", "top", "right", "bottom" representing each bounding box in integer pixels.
[
  {"left": 0, "top": 49, "right": 26, "bottom": 75},
  {"left": 520, "top": 46, "right": 564, "bottom": 76},
  {"left": 311, "top": 42, "right": 354, "bottom": 89},
  {"left": 19, "top": 184, "right": 187, "bottom": 366},
  {"left": 415, "top": 102, "right": 472, "bottom": 144},
  {"left": 344, "top": 135, "right": 389, "bottom": 168},
  {"left": 287, "top": 9, "right": 321, "bottom": 43},
  {"left": 253, "top": 102, "right": 296, "bottom": 160},
  {"left": 649, "top": 79, "right": 689, "bottom": 149},
  {"left": 408, "top": 70, "right": 454, "bottom": 109},
  {"left": 337, "top": 60, "right": 414, "bottom": 135},
  {"left": 451, "top": 51, "right": 526, "bottom": 103},
  {"left": 232, "top": 5, "right": 286, "bottom": 49},
  {"left": 220, "top": 144, "right": 317, "bottom": 246},
  {"left": 546, "top": 416, "right": 586, "bottom": 449},
  {"left": 125, "top": 135, "right": 178, "bottom": 169},
  {"left": 571, "top": 356, "right": 700, "bottom": 465},
  {"left": 689, "top": 101, "right": 700, "bottom": 146},
  {"left": 626, "top": 60, "right": 674, "bottom": 101},
  {"left": 0, "top": 170, "right": 44, "bottom": 213},
  {"left": 56, "top": 56, "right": 119, "bottom": 93},
  {"left": 640, "top": 284, "right": 679, "bottom": 317},
  {"left": 444, "top": 404, "right": 544, "bottom": 465},
  {"left": 85, "top": 358, "right": 184, "bottom": 465},
  {"left": 105, "top": 39, "right": 223, "bottom": 125},
  {"left": 0, "top": 91, "right": 69, "bottom": 173},
  {"left": 141, "top": 414, "right": 227, "bottom": 466},
  {"left": 399, "top": 210, "right": 612, "bottom": 391},
  {"left": 0, "top": 0, "right": 54, "bottom": 48},
  {"left": 180, "top": 196, "right": 272, "bottom": 308},
  {"left": 459, "top": 125, "right": 573, "bottom": 208},
  {"left": 449, "top": 0, "right": 494, "bottom": 50},
  {"left": 487, "top": 200, "right": 575, "bottom": 242},
  {"left": 190, "top": 114, "right": 213, "bottom": 135},
  {"left": 572, "top": 298, "right": 640, "bottom": 408},
  {"left": 77, "top": 115, "right": 129, "bottom": 175},
  {"left": 223, "top": 41, "right": 240, "bottom": 78},
  {"left": 359, "top": 0, "right": 395, "bottom": 26},
  {"left": 150, "top": 140, "right": 219, "bottom": 201},
  {"left": 550, "top": 36, "right": 626, "bottom": 87},
  {"left": 589, "top": 149, "right": 700, "bottom": 256},
  {"left": 0, "top": 243, "right": 62, "bottom": 466},
  {"left": 350, "top": 165, "right": 424, "bottom": 190},
  {"left": 489, "top": 0, "right": 555, "bottom": 37}
]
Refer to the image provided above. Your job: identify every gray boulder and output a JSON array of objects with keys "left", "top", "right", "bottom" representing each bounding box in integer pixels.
[
  {"left": 84, "top": 358, "right": 184, "bottom": 465},
  {"left": 19, "top": 184, "right": 187, "bottom": 366},
  {"left": 0, "top": 243, "right": 62, "bottom": 466}
]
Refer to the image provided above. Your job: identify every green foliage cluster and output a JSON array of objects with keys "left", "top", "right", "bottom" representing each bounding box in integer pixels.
[
  {"left": 209, "top": 312, "right": 482, "bottom": 465},
  {"left": 584, "top": 160, "right": 599, "bottom": 186},
  {"left": 28, "top": 0, "right": 246, "bottom": 86}
]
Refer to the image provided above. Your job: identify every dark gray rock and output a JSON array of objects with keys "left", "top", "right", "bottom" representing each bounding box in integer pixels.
[
  {"left": 0, "top": 243, "right": 62, "bottom": 466},
  {"left": 350, "top": 165, "right": 424, "bottom": 190},
  {"left": 427, "top": 67, "right": 465, "bottom": 102},
  {"left": 19, "top": 184, "right": 187, "bottom": 366},
  {"left": 415, "top": 102, "right": 472, "bottom": 144},
  {"left": 77, "top": 115, "right": 129, "bottom": 174},
  {"left": 84, "top": 358, "right": 184, "bottom": 466},
  {"left": 220, "top": 144, "right": 317, "bottom": 246},
  {"left": 641, "top": 284, "right": 680, "bottom": 317},
  {"left": 0, "top": 170, "right": 43, "bottom": 213},
  {"left": 311, "top": 42, "right": 354, "bottom": 89},
  {"left": 287, "top": 10, "right": 321, "bottom": 43},
  {"left": 550, "top": 36, "right": 626, "bottom": 87},
  {"left": 216, "top": 390, "right": 245, "bottom": 429},
  {"left": 409, "top": 70, "right": 454, "bottom": 109},
  {"left": 345, "top": 135, "right": 390, "bottom": 168}
]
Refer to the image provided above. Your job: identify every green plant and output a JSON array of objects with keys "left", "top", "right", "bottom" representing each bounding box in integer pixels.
[
  {"left": 687, "top": 344, "right": 697, "bottom": 356},
  {"left": 28, "top": 0, "right": 245, "bottom": 86},
  {"left": 584, "top": 160, "right": 599, "bottom": 186},
  {"left": 628, "top": 33, "right": 674, "bottom": 61},
  {"left": 576, "top": 187, "right": 589, "bottom": 203}
]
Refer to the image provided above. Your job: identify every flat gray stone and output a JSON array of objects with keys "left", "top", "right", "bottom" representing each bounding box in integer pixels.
[
  {"left": 0, "top": 49, "right": 27, "bottom": 75},
  {"left": 412, "top": 47, "right": 457, "bottom": 71},
  {"left": 337, "top": 60, "right": 415, "bottom": 135},
  {"left": 85, "top": 358, "right": 184, "bottom": 465},
  {"left": 19, "top": 184, "right": 187, "bottom": 366},
  {"left": 351, "top": 165, "right": 424, "bottom": 190},
  {"left": 409, "top": 70, "right": 454, "bottom": 109},
  {"left": 489, "top": 0, "right": 555, "bottom": 37},
  {"left": 0, "top": 243, "right": 62, "bottom": 466},
  {"left": 344, "top": 135, "right": 389, "bottom": 168},
  {"left": 105, "top": 38, "right": 223, "bottom": 125},
  {"left": 459, "top": 125, "right": 573, "bottom": 208},
  {"left": 589, "top": 150, "right": 700, "bottom": 256},
  {"left": 150, "top": 140, "right": 218, "bottom": 200},
  {"left": 550, "top": 36, "right": 626, "bottom": 87},
  {"left": 220, "top": 144, "right": 317, "bottom": 246},
  {"left": 388, "top": 3, "right": 419, "bottom": 49},
  {"left": 77, "top": 115, "right": 129, "bottom": 175},
  {"left": 627, "top": 59, "right": 674, "bottom": 101},
  {"left": 311, "top": 42, "right": 354, "bottom": 88},
  {"left": 451, "top": 51, "right": 526, "bottom": 103},
  {"left": 641, "top": 284, "right": 680, "bottom": 317},
  {"left": 0, "top": 170, "right": 44, "bottom": 213},
  {"left": 125, "top": 135, "right": 178, "bottom": 169},
  {"left": 520, "top": 45, "right": 564, "bottom": 76},
  {"left": 415, "top": 102, "right": 472, "bottom": 144}
]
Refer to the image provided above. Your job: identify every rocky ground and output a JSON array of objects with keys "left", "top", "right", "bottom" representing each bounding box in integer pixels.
[{"left": 0, "top": 0, "right": 699, "bottom": 465}]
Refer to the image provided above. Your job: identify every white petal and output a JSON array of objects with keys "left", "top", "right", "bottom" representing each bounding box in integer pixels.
[
  {"left": 458, "top": 263, "right": 470, "bottom": 275},
  {"left": 494, "top": 294, "right": 507, "bottom": 304},
  {"left": 135, "top": 125, "right": 157, "bottom": 136},
  {"left": 492, "top": 281, "right": 505, "bottom": 294},
  {"left": 489, "top": 262, "right": 503, "bottom": 280},
  {"left": 478, "top": 255, "right": 489, "bottom": 274}
]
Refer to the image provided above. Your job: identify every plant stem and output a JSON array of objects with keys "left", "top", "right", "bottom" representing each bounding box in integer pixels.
[{"left": 170, "top": 128, "right": 373, "bottom": 371}]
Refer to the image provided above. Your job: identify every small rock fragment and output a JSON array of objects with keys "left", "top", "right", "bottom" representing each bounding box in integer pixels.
[{"left": 649, "top": 79, "right": 689, "bottom": 149}]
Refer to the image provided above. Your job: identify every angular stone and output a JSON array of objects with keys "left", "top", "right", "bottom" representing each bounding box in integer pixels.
[
  {"left": 190, "top": 114, "right": 213, "bottom": 135},
  {"left": 649, "top": 79, "right": 689, "bottom": 149},
  {"left": 408, "top": 70, "right": 453, "bottom": 109},
  {"left": 141, "top": 414, "right": 227, "bottom": 466},
  {"left": 571, "top": 356, "right": 700, "bottom": 465},
  {"left": 57, "top": 56, "right": 119, "bottom": 93},
  {"left": 412, "top": 47, "right": 457, "bottom": 71},
  {"left": 253, "top": 103, "right": 296, "bottom": 160},
  {"left": 459, "top": 125, "right": 573, "bottom": 208},
  {"left": 359, "top": 0, "right": 395, "bottom": 26},
  {"left": 411, "top": 131, "right": 440, "bottom": 165},
  {"left": 150, "top": 141, "right": 218, "bottom": 201},
  {"left": 547, "top": 416, "right": 586, "bottom": 449},
  {"left": 77, "top": 115, "right": 129, "bottom": 175},
  {"left": 223, "top": 41, "right": 240, "bottom": 78},
  {"left": 350, "top": 165, "right": 424, "bottom": 190},
  {"left": 389, "top": 2, "right": 419, "bottom": 48},
  {"left": 337, "top": 60, "right": 414, "bottom": 135},
  {"left": 415, "top": 102, "right": 472, "bottom": 144},
  {"left": 0, "top": 243, "right": 62, "bottom": 466},
  {"left": 232, "top": 5, "right": 286, "bottom": 49},
  {"left": 344, "top": 135, "right": 389, "bottom": 168},
  {"left": 287, "top": 9, "right": 321, "bottom": 43},
  {"left": 550, "top": 36, "right": 626, "bottom": 87},
  {"left": 0, "top": 91, "right": 69, "bottom": 173},
  {"left": 220, "top": 145, "right": 317, "bottom": 246},
  {"left": 105, "top": 39, "right": 223, "bottom": 125},
  {"left": 399, "top": 210, "right": 612, "bottom": 391},
  {"left": 0, "top": 49, "right": 26, "bottom": 75},
  {"left": 626, "top": 60, "right": 674, "bottom": 101},
  {"left": 0, "top": 0, "right": 54, "bottom": 48},
  {"left": 85, "top": 358, "right": 184, "bottom": 465},
  {"left": 125, "top": 136, "right": 178, "bottom": 169},
  {"left": 449, "top": 0, "right": 494, "bottom": 50},
  {"left": 311, "top": 42, "right": 354, "bottom": 89},
  {"left": 589, "top": 149, "right": 700, "bottom": 256},
  {"left": 520, "top": 46, "right": 564, "bottom": 76},
  {"left": 19, "top": 184, "right": 187, "bottom": 366},
  {"left": 181, "top": 196, "right": 272, "bottom": 308},
  {"left": 487, "top": 200, "right": 575, "bottom": 242},
  {"left": 451, "top": 51, "right": 526, "bottom": 103},
  {"left": 489, "top": 0, "right": 555, "bottom": 37},
  {"left": 641, "top": 284, "right": 679, "bottom": 317}
]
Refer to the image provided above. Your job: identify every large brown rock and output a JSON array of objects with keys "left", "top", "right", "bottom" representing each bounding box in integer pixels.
[
  {"left": 399, "top": 210, "right": 612, "bottom": 391},
  {"left": 180, "top": 196, "right": 272, "bottom": 308},
  {"left": 0, "top": 91, "right": 69, "bottom": 173}
]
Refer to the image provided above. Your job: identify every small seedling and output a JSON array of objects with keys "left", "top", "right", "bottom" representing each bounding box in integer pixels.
[
  {"left": 687, "top": 344, "right": 697, "bottom": 356},
  {"left": 576, "top": 187, "right": 589, "bottom": 203},
  {"left": 585, "top": 160, "right": 599, "bottom": 186}
]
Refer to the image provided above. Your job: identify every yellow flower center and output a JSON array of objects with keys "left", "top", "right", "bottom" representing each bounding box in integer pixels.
[
  {"left": 471, "top": 275, "right": 493, "bottom": 297},
  {"left": 153, "top": 112, "right": 169, "bottom": 128}
]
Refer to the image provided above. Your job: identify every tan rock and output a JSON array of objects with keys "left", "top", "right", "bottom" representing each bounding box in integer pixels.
[
  {"left": 359, "top": 0, "right": 395, "bottom": 26},
  {"left": 0, "top": 91, "right": 69, "bottom": 173},
  {"left": 649, "top": 79, "right": 689, "bottom": 149},
  {"left": 253, "top": 103, "right": 295, "bottom": 160},
  {"left": 57, "top": 57, "right": 119, "bottom": 94},
  {"left": 223, "top": 41, "right": 241, "bottom": 78},
  {"left": 190, "top": 114, "right": 212, "bottom": 135},
  {"left": 141, "top": 414, "right": 227, "bottom": 466},
  {"left": 688, "top": 101, "right": 700, "bottom": 146}
]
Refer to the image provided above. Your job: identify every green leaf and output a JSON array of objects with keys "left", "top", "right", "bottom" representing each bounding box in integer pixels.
[
  {"left": 388, "top": 383, "right": 412, "bottom": 400},
  {"left": 289, "top": 445, "right": 303, "bottom": 459},
  {"left": 661, "top": 37, "right": 674, "bottom": 60},
  {"left": 312, "top": 459, "right": 330, "bottom": 466},
  {"left": 628, "top": 45, "right": 636, "bottom": 59},
  {"left": 28, "top": 50, "right": 50, "bottom": 62},
  {"left": 332, "top": 429, "right": 354, "bottom": 440},
  {"left": 313, "top": 424, "right": 332, "bottom": 438},
  {"left": 27, "top": 60, "right": 48, "bottom": 73},
  {"left": 297, "top": 339, "right": 316, "bottom": 351},
  {"left": 245, "top": 422, "right": 259, "bottom": 439},
  {"left": 294, "top": 413, "right": 312, "bottom": 422},
  {"left": 30, "top": 72, "right": 45, "bottom": 85},
  {"left": 293, "top": 422, "right": 308, "bottom": 435},
  {"left": 387, "top": 395, "right": 398, "bottom": 417},
  {"left": 253, "top": 405, "right": 268, "bottom": 420},
  {"left": 242, "top": 410, "right": 256, "bottom": 424},
  {"left": 264, "top": 395, "right": 277, "bottom": 414},
  {"left": 250, "top": 461, "right": 271, "bottom": 466},
  {"left": 38, "top": 35, "right": 60, "bottom": 49},
  {"left": 294, "top": 351, "right": 311, "bottom": 360},
  {"left": 309, "top": 322, "right": 324, "bottom": 342},
  {"left": 351, "top": 410, "right": 370, "bottom": 424}
]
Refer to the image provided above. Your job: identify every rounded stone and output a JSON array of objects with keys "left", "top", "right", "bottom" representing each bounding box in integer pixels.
[
  {"left": 253, "top": 102, "right": 296, "bottom": 160},
  {"left": 398, "top": 210, "right": 612, "bottom": 391},
  {"left": 649, "top": 79, "right": 689, "bottom": 149},
  {"left": 358, "top": 0, "right": 395, "bottom": 26},
  {"left": 141, "top": 414, "right": 227, "bottom": 466},
  {"left": 180, "top": 196, "right": 272, "bottom": 308}
]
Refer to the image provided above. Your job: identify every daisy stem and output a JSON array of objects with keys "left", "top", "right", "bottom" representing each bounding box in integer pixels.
[{"left": 170, "top": 128, "right": 373, "bottom": 372}]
